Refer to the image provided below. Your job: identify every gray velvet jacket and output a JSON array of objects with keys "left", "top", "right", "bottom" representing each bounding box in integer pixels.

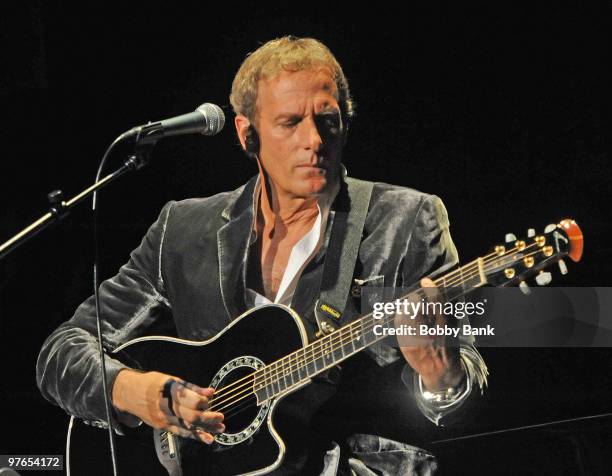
[{"left": 36, "top": 174, "right": 487, "bottom": 475}]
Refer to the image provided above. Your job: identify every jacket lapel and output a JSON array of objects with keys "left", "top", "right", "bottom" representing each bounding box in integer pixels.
[{"left": 217, "top": 175, "right": 258, "bottom": 321}]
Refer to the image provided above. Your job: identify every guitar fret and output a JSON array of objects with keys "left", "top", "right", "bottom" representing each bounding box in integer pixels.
[
  {"left": 356, "top": 320, "right": 365, "bottom": 351},
  {"left": 272, "top": 360, "right": 282, "bottom": 394},
  {"left": 298, "top": 347, "right": 307, "bottom": 380},
  {"left": 288, "top": 354, "right": 297, "bottom": 385},
  {"left": 314, "top": 341, "right": 323, "bottom": 373},
  {"left": 347, "top": 323, "right": 356, "bottom": 354},
  {"left": 362, "top": 315, "right": 377, "bottom": 347},
  {"left": 339, "top": 326, "right": 349, "bottom": 359},
  {"left": 283, "top": 355, "right": 292, "bottom": 388},
  {"left": 306, "top": 344, "right": 317, "bottom": 377},
  {"left": 335, "top": 328, "right": 348, "bottom": 361},
  {"left": 323, "top": 333, "right": 333, "bottom": 366},
  {"left": 278, "top": 358, "right": 286, "bottom": 388}
]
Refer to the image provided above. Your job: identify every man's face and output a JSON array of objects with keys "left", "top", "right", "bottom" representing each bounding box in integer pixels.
[{"left": 253, "top": 69, "right": 344, "bottom": 199}]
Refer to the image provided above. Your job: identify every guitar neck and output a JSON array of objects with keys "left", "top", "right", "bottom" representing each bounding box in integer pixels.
[
  {"left": 253, "top": 214, "right": 582, "bottom": 403},
  {"left": 253, "top": 258, "right": 487, "bottom": 403}
]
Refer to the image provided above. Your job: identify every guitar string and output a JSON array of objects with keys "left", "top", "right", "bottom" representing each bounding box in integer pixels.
[
  {"left": 208, "top": 244, "right": 514, "bottom": 402},
  {"left": 246, "top": 243, "right": 546, "bottom": 395},
  {"left": 209, "top": 241, "right": 543, "bottom": 412},
  {"left": 221, "top": 395, "right": 259, "bottom": 422},
  {"left": 209, "top": 242, "right": 546, "bottom": 414},
  {"left": 250, "top": 240, "right": 544, "bottom": 393},
  {"left": 208, "top": 254, "right": 489, "bottom": 409},
  {"left": 214, "top": 244, "right": 548, "bottom": 416},
  {"left": 210, "top": 241, "right": 544, "bottom": 413}
]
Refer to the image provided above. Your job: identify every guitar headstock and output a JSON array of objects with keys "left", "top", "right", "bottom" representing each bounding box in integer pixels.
[{"left": 483, "top": 219, "right": 583, "bottom": 291}]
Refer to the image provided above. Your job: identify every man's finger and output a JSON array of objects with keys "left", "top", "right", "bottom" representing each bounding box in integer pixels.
[
  {"left": 181, "top": 381, "right": 216, "bottom": 398},
  {"left": 166, "top": 424, "right": 205, "bottom": 443},
  {"left": 196, "top": 420, "right": 225, "bottom": 434},
  {"left": 420, "top": 277, "right": 440, "bottom": 300},
  {"left": 194, "top": 429, "right": 216, "bottom": 445},
  {"left": 421, "top": 277, "right": 447, "bottom": 327},
  {"left": 167, "top": 425, "right": 216, "bottom": 445},
  {"left": 198, "top": 411, "right": 224, "bottom": 428},
  {"left": 171, "top": 380, "right": 212, "bottom": 411},
  {"left": 171, "top": 406, "right": 224, "bottom": 431}
]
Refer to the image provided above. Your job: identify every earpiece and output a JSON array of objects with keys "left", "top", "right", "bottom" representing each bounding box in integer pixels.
[
  {"left": 340, "top": 113, "right": 349, "bottom": 147},
  {"left": 244, "top": 125, "right": 260, "bottom": 161}
]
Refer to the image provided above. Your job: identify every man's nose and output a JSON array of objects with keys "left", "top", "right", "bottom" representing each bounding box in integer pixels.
[{"left": 300, "top": 116, "right": 323, "bottom": 152}]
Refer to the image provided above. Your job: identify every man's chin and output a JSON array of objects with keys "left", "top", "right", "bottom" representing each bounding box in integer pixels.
[
  {"left": 289, "top": 164, "right": 340, "bottom": 197},
  {"left": 302, "top": 173, "right": 336, "bottom": 195}
]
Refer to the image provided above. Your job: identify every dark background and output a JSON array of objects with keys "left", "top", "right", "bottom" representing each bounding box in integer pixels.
[{"left": 0, "top": 1, "right": 610, "bottom": 474}]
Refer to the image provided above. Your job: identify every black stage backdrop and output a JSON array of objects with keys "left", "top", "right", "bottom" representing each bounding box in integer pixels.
[{"left": 0, "top": 2, "right": 610, "bottom": 475}]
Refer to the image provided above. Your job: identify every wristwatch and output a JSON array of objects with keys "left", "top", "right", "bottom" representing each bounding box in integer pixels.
[{"left": 418, "top": 358, "right": 471, "bottom": 408}]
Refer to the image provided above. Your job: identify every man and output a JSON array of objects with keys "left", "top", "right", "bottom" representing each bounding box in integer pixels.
[{"left": 37, "top": 36, "right": 487, "bottom": 474}]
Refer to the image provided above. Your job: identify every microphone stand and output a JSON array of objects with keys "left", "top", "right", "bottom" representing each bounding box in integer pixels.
[
  {"left": 90, "top": 134, "right": 156, "bottom": 476},
  {"left": 0, "top": 137, "right": 154, "bottom": 261},
  {"left": 1, "top": 131, "right": 158, "bottom": 476}
]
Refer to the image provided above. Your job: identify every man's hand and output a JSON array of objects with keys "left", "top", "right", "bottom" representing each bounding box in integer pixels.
[
  {"left": 397, "top": 278, "right": 465, "bottom": 392},
  {"left": 111, "top": 369, "right": 225, "bottom": 444}
]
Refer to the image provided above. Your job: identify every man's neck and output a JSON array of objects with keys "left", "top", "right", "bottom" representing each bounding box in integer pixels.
[
  {"left": 252, "top": 165, "right": 328, "bottom": 301},
  {"left": 255, "top": 158, "right": 333, "bottom": 230},
  {"left": 259, "top": 175, "right": 320, "bottom": 229}
]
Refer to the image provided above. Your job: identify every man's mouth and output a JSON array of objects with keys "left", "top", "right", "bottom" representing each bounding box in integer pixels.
[
  {"left": 297, "top": 162, "right": 327, "bottom": 170},
  {"left": 297, "top": 165, "right": 328, "bottom": 176}
]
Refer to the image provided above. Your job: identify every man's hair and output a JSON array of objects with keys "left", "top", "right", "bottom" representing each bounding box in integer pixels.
[{"left": 230, "top": 36, "right": 354, "bottom": 126}]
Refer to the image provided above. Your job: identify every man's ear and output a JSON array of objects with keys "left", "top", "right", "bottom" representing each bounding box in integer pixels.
[{"left": 235, "top": 114, "right": 251, "bottom": 151}]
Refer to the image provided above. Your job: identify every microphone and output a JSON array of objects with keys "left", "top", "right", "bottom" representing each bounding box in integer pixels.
[{"left": 123, "top": 103, "right": 225, "bottom": 144}]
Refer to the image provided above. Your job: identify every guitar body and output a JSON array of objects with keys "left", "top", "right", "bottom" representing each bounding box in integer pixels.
[{"left": 67, "top": 304, "right": 318, "bottom": 475}]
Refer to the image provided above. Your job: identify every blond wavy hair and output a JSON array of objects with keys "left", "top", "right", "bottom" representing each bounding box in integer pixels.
[{"left": 230, "top": 36, "right": 354, "bottom": 126}]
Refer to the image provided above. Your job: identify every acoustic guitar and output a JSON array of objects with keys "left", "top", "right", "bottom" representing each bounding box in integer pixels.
[{"left": 66, "top": 219, "right": 583, "bottom": 475}]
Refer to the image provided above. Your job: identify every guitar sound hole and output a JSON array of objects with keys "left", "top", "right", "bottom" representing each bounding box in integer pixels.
[
  {"left": 215, "top": 366, "right": 259, "bottom": 434},
  {"left": 209, "top": 357, "right": 271, "bottom": 446}
]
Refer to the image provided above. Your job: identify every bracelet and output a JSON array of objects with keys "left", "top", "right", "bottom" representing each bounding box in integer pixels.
[{"left": 418, "top": 359, "right": 470, "bottom": 406}]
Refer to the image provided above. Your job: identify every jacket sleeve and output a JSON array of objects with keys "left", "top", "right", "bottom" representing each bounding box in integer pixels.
[
  {"left": 36, "top": 201, "right": 175, "bottom": 429},
  {"left": 400, "top": 195, "right": 488, "bottom": 425}
]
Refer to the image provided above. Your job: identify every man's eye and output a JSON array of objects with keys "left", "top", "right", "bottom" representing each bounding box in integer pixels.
[
  {"left": 319, "top": 115, "right": 340, "bottom": 133},
  {"left": 281, "top": 118, "right": 301, "bottom": 128}
]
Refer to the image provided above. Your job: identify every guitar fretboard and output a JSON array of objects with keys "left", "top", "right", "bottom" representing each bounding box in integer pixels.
[{"left": 252, "top": 257, "right": 489, "bottom": 403}]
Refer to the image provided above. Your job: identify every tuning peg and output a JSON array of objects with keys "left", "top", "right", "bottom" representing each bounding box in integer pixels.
[
  {"left": 519, "top": 281, "right": 531, "bottom": 295},
  {"left": 505, "top": 233, "right": 517, "bottom": 244},
  {"left": 527, "top": 228, "right": 535, "bottom": 238},
  {"left": 544, "top": 224, "right": 556, "bottom": 233},
  {"left": 558, "top": 259, "right": 568, "bottom": 275},
  {"left": 535, "top": 271, "right": 552, "bottom": 286}
]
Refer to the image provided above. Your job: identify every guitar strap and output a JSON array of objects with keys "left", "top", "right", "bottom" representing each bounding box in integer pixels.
[{"left": 313, "top": 177, "right": 374, "bottom": 335}]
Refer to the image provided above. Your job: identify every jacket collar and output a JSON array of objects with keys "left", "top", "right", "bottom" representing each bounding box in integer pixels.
[
  {"left": 217, "top": 175, "right": 259, "bottom": 320},
  {"left": 221, "top": 174, "right": 259, "bottom": 222}
]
